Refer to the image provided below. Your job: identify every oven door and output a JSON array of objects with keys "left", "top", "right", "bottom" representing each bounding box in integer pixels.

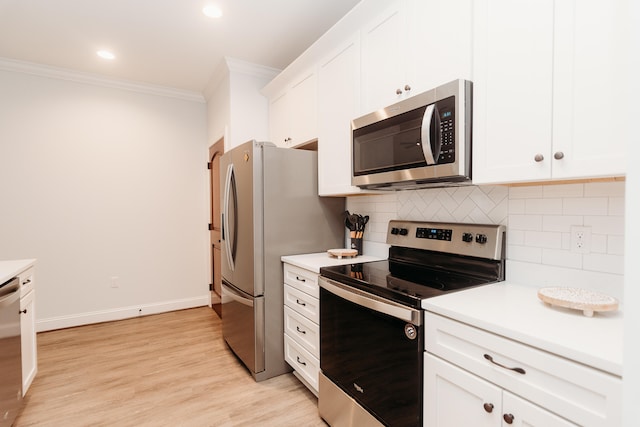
[{"left": 319, "top": 276, "right": 423, "bottom": 427}]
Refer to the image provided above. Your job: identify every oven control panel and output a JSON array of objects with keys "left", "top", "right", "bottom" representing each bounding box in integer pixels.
[{"left": 386, "top": 220, "right": 506, "bottom": 260}]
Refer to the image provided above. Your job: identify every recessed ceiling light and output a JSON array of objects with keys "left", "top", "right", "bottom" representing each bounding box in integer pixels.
[
  {"left": 202, "top": 5, "right": 222, "bottom": 18},
  {"left": 97, "top": 50, "right": 116, "bottom": 60}
]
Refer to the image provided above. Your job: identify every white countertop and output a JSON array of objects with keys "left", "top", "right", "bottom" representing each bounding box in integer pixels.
[
  {"left": 0, "top": 259, "right": 36, "bottom": 284},
  {"left": 422, "top": 281, "right": 623, "bottom": 376},
  {"left": 281, "top": 252, "right": 386, "bottom": 273}
]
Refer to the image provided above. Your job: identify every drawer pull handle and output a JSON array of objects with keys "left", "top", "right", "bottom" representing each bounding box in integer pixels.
[
  {"left": 296, "top": 326, "right": 306, "bottom": 334},
  {"left": 20, "top": 309, "right": 28, "bottom": 314},
  {"left": 295, "top": 299, "right": 306, "bottom": 307},
  {"left": 22, "top": 278, "right": 32, "bottom": 285},
  {"left": 295, "top": 276, "right": 306, "bottom": 283},
  {"left": 483, "top": 403, "right": 494, "bottom": 413},
  {"left": 296, "top": 356, "right": 306, "bottom": 366},
  {"left": 483, "top": 354, "right": 526, "bottom": 374},
  {"left": 503, "top": 413, "right": 515, "bottom": 424}
]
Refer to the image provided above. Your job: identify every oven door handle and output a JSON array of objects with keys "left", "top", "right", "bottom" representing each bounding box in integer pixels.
[{"left": 319, "top": 277, "right": 421, "bottom": 325}]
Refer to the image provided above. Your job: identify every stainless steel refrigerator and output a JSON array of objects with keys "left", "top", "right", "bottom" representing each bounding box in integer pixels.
[{"left": 220, "top": 140, "right": 345, "bottom": 381}]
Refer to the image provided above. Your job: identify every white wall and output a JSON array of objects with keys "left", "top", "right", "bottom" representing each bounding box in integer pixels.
[
  {"left": 347, "top": 181, "right": 625, "bottom": 300},
  {"left": 0, "top": 68, "right": 209, "bottom": 330}
]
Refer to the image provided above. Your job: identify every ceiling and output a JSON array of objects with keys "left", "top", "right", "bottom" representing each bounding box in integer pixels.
[{"left": 0, "top": 0, "right": 362, "bottom": 94}]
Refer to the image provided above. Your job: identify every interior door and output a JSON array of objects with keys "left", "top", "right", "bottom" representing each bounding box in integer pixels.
[{"left": 209, "top": 138, "right": 224, "bottom": 317}]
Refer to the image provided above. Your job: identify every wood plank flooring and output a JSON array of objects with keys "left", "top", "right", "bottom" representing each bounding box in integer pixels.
[{"left": 14, "top": 307, "right": 327, "bottom": 427}]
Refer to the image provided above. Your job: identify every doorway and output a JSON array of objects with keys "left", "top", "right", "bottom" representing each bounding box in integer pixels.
[{"left": 209, "top": 137, "right": 224, "bottom": 318}]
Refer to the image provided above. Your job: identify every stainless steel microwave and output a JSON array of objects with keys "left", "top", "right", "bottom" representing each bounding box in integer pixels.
[{"left": 351, "top": 79, "right": 472, "bottom": 190}]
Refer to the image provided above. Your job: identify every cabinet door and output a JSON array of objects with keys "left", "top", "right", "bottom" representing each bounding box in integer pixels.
[
  {"left": 269, "top": 91, "right": 290, "bottom": 147},
  {"left": 360, "top": 0, "right": 409, "bottom": 113},
  {"left": 317, "top": 34, "right": 363, "bottom": 196},
  {"left": 551, "top": 0, "right": 627, "bottom": 179},
  {"left": 503, "top": 391, "right": 578, "bottom": 427},
  {"left": 472, "top": 0, "right": 555, "bottom": 184},
  {"left": 288, "top": 70, "right": 318, "bottom": 147},
  {"left": 409, "top": 0, "right": 473, "bottom": 93},
  {"left": 425, "top": 354, "right": 501, "bottom": 427},
  {"left": 20, "top": 290, "right": 37, "bottom": 396}
]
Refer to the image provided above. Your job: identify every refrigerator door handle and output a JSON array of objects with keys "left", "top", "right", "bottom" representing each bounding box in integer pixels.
[
  {"left": 223, "top": 162, "right": 236, "bottom": 271},
  {"left": 222, "top": 282, "right": 254, "bottom": 307}
]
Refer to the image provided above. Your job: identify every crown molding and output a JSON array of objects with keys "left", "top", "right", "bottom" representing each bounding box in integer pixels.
[
  {"left": 203, "top": 56, "right": 280, "bottom": 101},
  {"left": 0, "top": 57, "right": 206, "bottom": 103}
]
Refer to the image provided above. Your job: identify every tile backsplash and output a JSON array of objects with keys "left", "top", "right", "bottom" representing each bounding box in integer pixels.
[{"left": 346, "top": 181, "right": 625, "bottom": 299}]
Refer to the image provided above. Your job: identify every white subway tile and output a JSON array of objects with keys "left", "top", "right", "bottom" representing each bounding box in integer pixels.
[
  {"left": 509, "top": 185, "right": 543, "bottom": 199},
  {"left": 488, "top": 198, "right": 509, "bottom": 224},
  {"left": 449, "top": 186, "right": 475, "bottom": 204},
  {"left": 509, "top": 214, "right": 543, "bottom": 231},
  {"left": 584, "top": 181, "right": 625, "bottom": 197},
  {"left": 608, "top": 197, "right": 625, "bottom": 216},
  {"left": 507, "top": 230, "right": 525, "bottom": 245},
  {"left": 376, "top": 202, "right": 398, "bottom": 213},
  {"left": 608, "top": 235, "right": 625, "bottom": 255},
  {"left": 487, "top": 185, "right": 509, "bottom": 204},
  {"left": 452, "top": 199, "right": 476, "bottom": 221},
  {"left": 507, "top": 245, "right": 543, "bottom": 263},
  {"left": 561, "top": 232, "right": 571, "bottom": 250},
  {"left": 542, "top": 248, "right": 583, "bottom": 269},
  {"left": 524, "top": 230, "right": 562, "bottom": 249},
  {"left": 542, "top": 215, "right": 583, "bottom": 232},
  {"left": 508, "top": 199, "right": 526, "bottom": 214},
  {"left": 470, "top": 187, "right": 498, "bottom": 213},
  {"left": 583, "top": 253, "right": 625, "bottom": 275},
  {"left": 584, "top": 215, "right": 625, "bottom": 235},
  {"left": 366, "top": 231, "right": 387, "bottom": 244},
  {"left": 466, "top": 208, "right": 492, "bottom": 224},
  {"left": 525, "top": 198, "right": 563, "bottom": 215},
  {"left": 542, "top": 183, "right": 584, "bottom": 198},
  {"left": 436, "top": 190, "right": 458, "bottom": 213},
  {"left": 562, "top": 198, "right": 609, "bottom": 215},
  {"left": 590, "top": 234, "right": 608, "bottom": 254}
]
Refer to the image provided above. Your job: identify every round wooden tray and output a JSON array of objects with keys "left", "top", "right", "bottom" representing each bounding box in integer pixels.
[
  {"left": 537, "top": 287, "right": 618, "bottom": 317},
  {"left": 327, "top": 248, "right": 358, "bottom": 259}
]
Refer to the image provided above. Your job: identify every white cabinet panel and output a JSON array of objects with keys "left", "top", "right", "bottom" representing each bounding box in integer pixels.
[
  {"left": 472, "top": 0, "right": 554, "bottom": 183},
  {"left": 360, "top": 0, "right": 409, "bottom": 112}
]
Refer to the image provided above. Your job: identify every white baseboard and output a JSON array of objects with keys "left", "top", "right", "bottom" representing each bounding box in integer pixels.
[{"left": 36, "top": 295, "right": 210, "bottom": 332}]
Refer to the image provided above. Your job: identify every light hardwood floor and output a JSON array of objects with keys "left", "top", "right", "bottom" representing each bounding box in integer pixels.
[{"left": 15, "top": 307, "right": 327, "bottom": 427}]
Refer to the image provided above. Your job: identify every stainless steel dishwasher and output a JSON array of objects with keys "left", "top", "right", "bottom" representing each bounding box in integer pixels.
[{"left": 0, "top": 277, "right": 22, "bottom": 427}]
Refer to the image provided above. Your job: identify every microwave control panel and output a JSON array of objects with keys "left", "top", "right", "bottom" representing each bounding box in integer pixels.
[{"left": 436, "top": 96, "right": 456, "bottom": 164}]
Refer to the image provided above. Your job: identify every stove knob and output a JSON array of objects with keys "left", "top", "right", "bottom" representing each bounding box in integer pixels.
[
  {"left": 476, "top": 234, "right": 488, "bottom": 244},
  {"left": 399, "top": 228, "right": 409, "bottom": 236},
  {"left": 462, "top": 232, "right": 474, "bottom": 243},
  {"left": 391, "top": 227, "right": 400, "bottom": 235}
]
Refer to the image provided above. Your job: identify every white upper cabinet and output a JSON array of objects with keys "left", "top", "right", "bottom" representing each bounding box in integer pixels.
[
  {"left": 360, "top": 1, "right": 410, "bottom": 113},
  {"left": 473, "top": 0, "right": 627, "bottom": 184},
  {"left": 268, "top": 69, "right": 318, "bottom": 148},
  {"left": 317, "top": 34, "right": 377, "bottom": 196},
  {"left": 360, "top": 0, "right": 473, "bottom": 114},
  {"left": 409, "top": 0, "right": 473, "bottom": 93}
]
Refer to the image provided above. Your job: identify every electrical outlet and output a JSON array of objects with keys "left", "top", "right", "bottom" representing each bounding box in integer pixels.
[
  {"left": 110, "top": 276, "right": 119, "bottom": 288},
  {"left": 570, "top": 226, "right": 591, "bottom": 254}
]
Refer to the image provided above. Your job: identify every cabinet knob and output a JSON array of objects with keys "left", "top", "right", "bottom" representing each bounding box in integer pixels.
[
  {"left": 20, "top": 309, "right": 27, "bottom": 314},
  {"left": 404, "top": 84, "right": 411, "bottom": 91},
  {"left": 534, "top": 154, "right": 544, "bottom": 162},
  {"left": 554, "top": 151, "right": 565, "bottom": 160},
  {"left": 483, "top": 403, "right": 494, "bottom": 413},
  {"left": 503, "top": 413, "right": 515, "bottom": 424},
  {"left": 396, "top": 88, "right": 403, "bottom": 95}
]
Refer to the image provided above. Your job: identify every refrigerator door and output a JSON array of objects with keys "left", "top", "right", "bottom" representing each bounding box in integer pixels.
[
  {"left": 221, "top": 280, "right": 265, "bottom": 374},
  {"left": 220, "top": 140, "right": 262, "bottom": 297}
]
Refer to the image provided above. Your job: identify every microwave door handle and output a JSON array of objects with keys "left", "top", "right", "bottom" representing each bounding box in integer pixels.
[
  {"left": 420, "top": 104, "right": 437, "bottom": 165},
  {"left": 222, "top": 163, "right": 235, "bottom": 272}
]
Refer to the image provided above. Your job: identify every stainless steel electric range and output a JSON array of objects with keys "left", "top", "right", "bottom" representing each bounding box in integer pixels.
[{"left": 318, "top": 220, "right": 506, "bottom": 427}]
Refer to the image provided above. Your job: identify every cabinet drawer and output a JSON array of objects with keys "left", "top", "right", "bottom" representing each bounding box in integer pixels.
[
  {"left": 284, "top": 284, "right": 319, "bottom": 324},
  {"left": 283, "top": 263, "right": 319, "bottom": 298},
  {"left": 284, "top": 306, "right": 319, "bottom": 358},
  {"left": 424, "top": 311, "right": 621, "bottom": 427},
  {"left": 284, "top": 334, "right": 320, "bottom": 393},
  {"left": 18, "top": 267, "right": 34, "bottom": 298}
]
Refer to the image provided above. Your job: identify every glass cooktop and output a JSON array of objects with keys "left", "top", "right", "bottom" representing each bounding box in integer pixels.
[{"left": 320, "top": 259, "right": 493, "bottom": 309}]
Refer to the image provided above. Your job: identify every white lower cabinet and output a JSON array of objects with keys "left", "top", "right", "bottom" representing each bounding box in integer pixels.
[
  {"left": 424, "top": 311, "right": 621, "bottom": 427},
  {"left": 425, "top": 354, "right": 576, "bottom": 427},
  {"left": 283, "top": 263, "right": 320, "bottom": 395},
  {"left": 18, "top": 266, "right": 37, "bottom": 396}
]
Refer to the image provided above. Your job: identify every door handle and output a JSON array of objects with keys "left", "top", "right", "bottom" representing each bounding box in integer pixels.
[
  {"left": 223, "top": 163, "right": 235, "bottom": 271},
  {"left": 420, "top": 104, "right": 441, "bottom": 164}
]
